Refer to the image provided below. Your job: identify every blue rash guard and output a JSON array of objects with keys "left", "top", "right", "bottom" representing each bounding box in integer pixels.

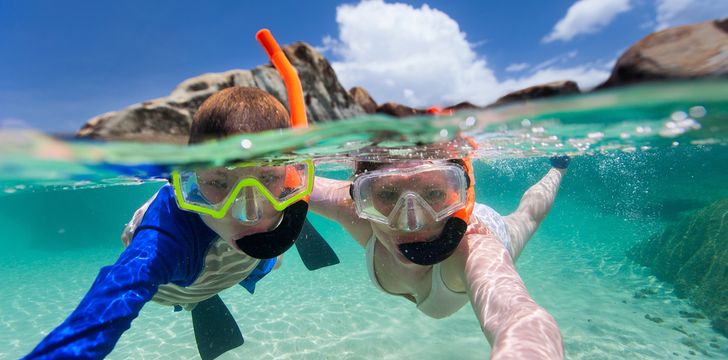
[{"left": 24, "top": 185, "right": 275, "bottom": 359}]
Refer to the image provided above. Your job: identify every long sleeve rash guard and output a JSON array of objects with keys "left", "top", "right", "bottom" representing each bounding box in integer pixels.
[{"left": 25, "top": 185, "right": 229, "bottom": 359}]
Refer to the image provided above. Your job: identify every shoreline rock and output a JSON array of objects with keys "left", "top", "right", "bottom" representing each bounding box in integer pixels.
[{"left": 598, "top": 18, "right": 728, "bottom": 88}]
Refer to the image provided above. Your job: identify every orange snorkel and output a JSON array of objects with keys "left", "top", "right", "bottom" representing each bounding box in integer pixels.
[
  {"left": 256, "top": 29, "right": 307, "bottom": 129},
  {"left": 234, "top": 29, "right": 312, "bottom": 259},
  {"left": 255, "top": 28, "right": 310, "bottom": 202}
]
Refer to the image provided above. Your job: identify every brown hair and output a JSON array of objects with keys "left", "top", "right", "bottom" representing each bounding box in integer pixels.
[{"left": 189, "top": 87, "right": 290, "bottom": 144}]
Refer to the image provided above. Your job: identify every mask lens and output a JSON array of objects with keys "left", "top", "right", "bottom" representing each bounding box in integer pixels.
[{"left": 352, "top": 164, "right": 468, "bottom": 225}]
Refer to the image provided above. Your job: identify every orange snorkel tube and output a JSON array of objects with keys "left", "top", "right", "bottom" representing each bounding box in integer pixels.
[
  {"left": 234, "top": 29, "right": 312, "bottom": 259},
  {"left": 255, "top": 28, "right": 310, "bottom": 202},
  {"left": 256, "top": 29, "right": 307, "bottom": 129}
]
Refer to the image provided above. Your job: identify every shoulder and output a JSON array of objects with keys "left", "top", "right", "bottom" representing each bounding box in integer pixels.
[{"left": 124, "top": 185, "right": 216, "bottom": 246}]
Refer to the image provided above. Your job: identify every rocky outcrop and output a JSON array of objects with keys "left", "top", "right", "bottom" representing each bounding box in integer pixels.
[
  {"left": 628, "top": 199, "right": 728, "bottom": 337},
  {"left": 78, "top": 43, "right": 364, "bottom": 141},
  {"left": 376, "top": 102, "right": 428, "bottom": 118},
  {"left": 349, "top": 86, "right": 378, "bottom": 114},
  {"left": 444, "top": 101, "right": 480, "bottom": 112},
  {"left": 599, "top": 18, "right": 728, "bottom": 88},
  {"left": 490, "top": 81, "right": 581, "bottom": 107}
]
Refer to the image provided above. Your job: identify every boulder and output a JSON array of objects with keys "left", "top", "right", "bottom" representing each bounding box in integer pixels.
[
  {"left": 599, "top": 18, "right": 728, "bottom": 88},
  {"left": 283, "top": 43, "right": 364, "bottom": 122},
  {"left": 349, "top": 86, "right": 378, "bottom": 114},
  {"left": 77, "top": 42, "right": 365, "bottom": 141},
  {"left": 628, "top": 199, "right": 728, "bottom": 337},
  {"left": 445, "top": 101, "right": 481, "bottom": 113},
  {"left": 77, "top": 102, "right": 192, "bottom": 144},
  {"left": 376, "top": 102, "right": 428, "bottom": 118},
  {"left": 490, "top": 80, "right": 581, "bottom": 107}
]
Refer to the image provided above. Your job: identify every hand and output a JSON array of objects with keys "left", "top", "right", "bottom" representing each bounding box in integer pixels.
[{"left": 549, "top": 155, "right": 570, "bottom": 169}]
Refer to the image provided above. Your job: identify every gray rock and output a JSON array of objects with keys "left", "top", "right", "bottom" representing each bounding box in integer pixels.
[
  {"left": 599, "top": 18, "right": 728, "bottom": 88},
  {"left": 349, "top": 86, "right": 378, "bottom": 114},
  {"left": 283, "top": 42, "right": 364, "bottom": 122},
  {"left": 445, "top": 101, "right": 480, "bottom": 113},
  {"left": 376, "top": 102, "right": 428, "bottom": 118},
  {"left": 77, "top": 42, "right": 364, "bottom": 141},
  {"left": 489, "top": 80, "right": 581, "bottom": 107},
  {"left": 77, "top": 102, "right": 191, "bottom": 144}
]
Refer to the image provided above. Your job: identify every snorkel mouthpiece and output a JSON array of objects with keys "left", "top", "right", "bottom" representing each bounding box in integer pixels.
[{"left": 398, "top": 217, "right": 468, "bottom": 266}]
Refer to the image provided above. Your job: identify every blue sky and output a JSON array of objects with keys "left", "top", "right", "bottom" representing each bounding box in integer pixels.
[{"left": 1, "top": 0, "right": 726, "bottom": 133}]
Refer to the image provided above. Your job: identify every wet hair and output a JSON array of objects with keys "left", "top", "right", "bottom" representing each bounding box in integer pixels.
[{"left": 189, "top": 87, "right": 290, "bottom": 144}]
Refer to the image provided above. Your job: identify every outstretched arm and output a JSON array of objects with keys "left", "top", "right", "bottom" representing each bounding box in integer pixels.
[
  {"left": 459, "top": 233, "right": 564, "bottom": 359},
  {"left": 503, "top": 156, "right": 568, "bottom": 261},
  {"left": 310, "top": 177, "right": 372, "bottom": 246},
  {"left": 24, "top": 230, "right": 186, "bottom": 359},
  {"left": 24, "top": 186, "right": 208, "bottom": 359}
]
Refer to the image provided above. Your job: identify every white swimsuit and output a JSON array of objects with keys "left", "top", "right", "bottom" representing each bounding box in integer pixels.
[{"left": 366, "top": 203, "right": 511, "bottom": 319}]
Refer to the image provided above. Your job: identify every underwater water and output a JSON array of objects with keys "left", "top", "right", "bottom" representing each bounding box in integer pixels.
[{"left": 1, "top": 81, "right": 727, "bottom": 359}]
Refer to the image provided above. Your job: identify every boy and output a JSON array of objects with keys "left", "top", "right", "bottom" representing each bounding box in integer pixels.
[{"left": 24, "top": 86, "right": 316, "bottom": 360}]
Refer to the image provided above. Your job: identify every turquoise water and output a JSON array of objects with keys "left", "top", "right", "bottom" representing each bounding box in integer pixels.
[{"left": 1, "top": 81, "right": 728, "bottom": 359}]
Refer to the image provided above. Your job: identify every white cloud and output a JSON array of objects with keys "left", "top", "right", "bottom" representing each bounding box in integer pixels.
[
  {"left": 323, "top": 0, "right": 612, "bottom": 107},
  {"left": 543, "top": 0, "right": 632, "bottom": 43},
  {"left": 655, "top": 0, "right": 728, "bottom": 30},
  {"left": 506, "top": 63, "right": 529, "bottom": 72},
  {"left": 325, "top": 0, "right": 499, "bottom": 106}
]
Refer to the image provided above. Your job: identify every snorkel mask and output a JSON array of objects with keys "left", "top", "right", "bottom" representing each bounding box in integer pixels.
[
  {"left": 351, "top": 155, "right": 476, "bottom": 266},
  {"left": 172, "top": 29, "right": 312, "bottom": 259}
]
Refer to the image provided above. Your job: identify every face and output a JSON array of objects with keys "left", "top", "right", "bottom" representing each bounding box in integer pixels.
[
  {"left": 197, "top": 165, "right": 288, "bottom": 251},
  {"left": 363, "top": 161, "right": 456, "bottom": 257}
]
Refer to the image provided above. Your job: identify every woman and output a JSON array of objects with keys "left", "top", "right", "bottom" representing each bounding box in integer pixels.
[{"left": 311, "top": 147, "right": 569, "bottom": 359}]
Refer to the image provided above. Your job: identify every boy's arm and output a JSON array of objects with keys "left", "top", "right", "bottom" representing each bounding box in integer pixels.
[
  {"left": 457, "top": 233, "right": 564, "bottom": 359},
  {"left": 24, "top": 231, "right": 184, "bottom": 359},
  {"left": 310, "top": 176, "right": 372, "bottom": 246},
  {"left": 503, "top": 157, "right": 568, "bottom": 261},
  {"left": 25, "top": 187, "right": 210, "bottom": 359}
]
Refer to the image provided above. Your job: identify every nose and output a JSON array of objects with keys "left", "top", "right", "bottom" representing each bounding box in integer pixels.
[
  {"left": 233, "top": 187, "right": 263, "bottom": 224},
  {"left": 393, "top": 193, "right": 426, "bottom": 232}
]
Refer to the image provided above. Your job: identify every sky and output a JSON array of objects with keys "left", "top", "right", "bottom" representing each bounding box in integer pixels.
[{"left": 1, "top": 0, "right": 726, "bottom": 133}]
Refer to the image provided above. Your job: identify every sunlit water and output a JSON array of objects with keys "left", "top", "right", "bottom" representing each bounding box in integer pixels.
[{"left": 1, "top": 81, "right": 727, "bottom": 359}]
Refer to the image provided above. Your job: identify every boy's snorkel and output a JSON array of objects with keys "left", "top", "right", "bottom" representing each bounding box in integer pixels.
[
  {"left": 232, "top": 29, "right": 312, "bottom": 259},
  {"left": 171, "top": 29, "right": 313, "bottom": 260}
]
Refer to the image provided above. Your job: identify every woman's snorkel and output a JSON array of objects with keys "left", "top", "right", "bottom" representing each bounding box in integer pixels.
[{"left": 233, "top": 29, "right": 313, "bottom": 259}]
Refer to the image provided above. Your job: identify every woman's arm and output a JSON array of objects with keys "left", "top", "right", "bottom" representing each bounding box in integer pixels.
[
  {"left": 458, "top": 233, "right": 564, "bottom": 359},
  {"left": 310, "top": 176, "right": 372, "bottom": 246},
  {"left": 503, "top": 167, "right": 566, "bottom": 261}
]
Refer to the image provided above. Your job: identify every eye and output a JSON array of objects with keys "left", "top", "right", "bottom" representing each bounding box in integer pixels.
[
  {"left": 201, "top": 179, "right": 228, "bottom": 189},
  {"left": 424, "top": 189, "right": 446, "bottom": 202},
  {"left": 259, "top": 173, "right": 283, "bottom": 186},
  {"left": 375, "top": 188, "right": 399, "bottom": 203}
]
